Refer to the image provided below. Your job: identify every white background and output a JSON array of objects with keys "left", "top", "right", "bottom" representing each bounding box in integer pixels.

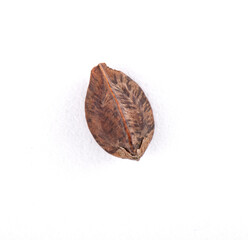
[{"left": 0, "top": 0, "right": 248, "bottom": 239}]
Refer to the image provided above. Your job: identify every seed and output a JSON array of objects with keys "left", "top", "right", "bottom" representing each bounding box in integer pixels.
[{"left": 85, "top": 63, "right": 154, "bottom": 160}]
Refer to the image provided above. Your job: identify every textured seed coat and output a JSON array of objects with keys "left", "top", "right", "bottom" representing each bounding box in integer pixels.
[{"left": 85, "top": 63, "right": 154, "bottom": 160}]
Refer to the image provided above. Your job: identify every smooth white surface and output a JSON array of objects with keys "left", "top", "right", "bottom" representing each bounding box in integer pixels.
[{"left": 0, "top": 0, "right": 248, "bottom": 239}]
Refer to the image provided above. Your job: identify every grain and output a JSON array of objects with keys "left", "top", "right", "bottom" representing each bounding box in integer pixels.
[{"left": 85, "top": 63, "right": 154, "bottom": 160}]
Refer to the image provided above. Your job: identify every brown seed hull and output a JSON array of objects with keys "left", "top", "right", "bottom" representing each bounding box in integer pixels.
[{"left": 85, "top": 63, "right": 154, "bottom": 160}]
